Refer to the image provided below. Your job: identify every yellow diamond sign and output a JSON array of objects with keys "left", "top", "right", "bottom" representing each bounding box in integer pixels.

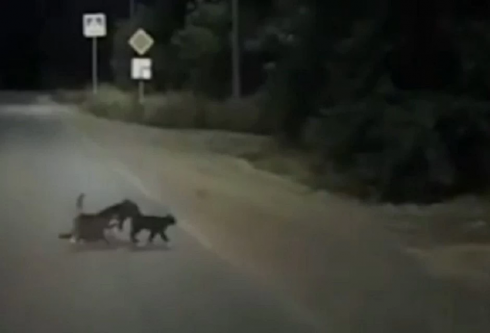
[{"left": 128, "top": 28, "right": 154, "bottom": 55}]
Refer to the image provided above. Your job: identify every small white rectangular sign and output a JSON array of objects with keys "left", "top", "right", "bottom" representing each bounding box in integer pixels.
[
  {"left": 131, "top": 58, "right": 152, "bottom": 80},
  {"left": 83, "top": 13, "right": 107, "bottom": 38}
]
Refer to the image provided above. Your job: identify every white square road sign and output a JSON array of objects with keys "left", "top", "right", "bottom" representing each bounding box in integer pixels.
[
  {"left": 131, "top": 58, "right": 152, "bottom": 80},
  {"left": 83, "top": 13, "right": 107, "bottom": 38}
]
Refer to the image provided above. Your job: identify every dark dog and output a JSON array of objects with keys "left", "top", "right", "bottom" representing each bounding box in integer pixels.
[
  {"left": 58, "top": 193, "right": 140, "bottom": 243},
  {"left": 129, "top": 213, "right": 177, "bottom": 244}
]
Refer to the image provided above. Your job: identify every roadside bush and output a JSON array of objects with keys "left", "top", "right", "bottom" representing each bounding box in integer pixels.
[
  {"left": 140, "top": 91, "right": 202, "bottom": 128},
  {"left": 142, "top": 91, "right": 267, "bottom": 133},
  {"left": 203, "top": 96, "right": 268, "bottom": 133},
  {"left": 52, "top": 89, "right": 89, "bottom": 104},
  {"left": 81, "top": 85, "right": 140, "bottom": 122},
  {"left": 80, "top": 85, "right": 270, "bottom": 134},
  {"left": 320, "top": 93, "right": 490, "bottom": 203}
]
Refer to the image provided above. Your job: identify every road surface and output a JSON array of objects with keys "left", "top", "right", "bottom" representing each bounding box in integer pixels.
[{"left": 0, "top": 101, "right": 322, "bottom": 332}]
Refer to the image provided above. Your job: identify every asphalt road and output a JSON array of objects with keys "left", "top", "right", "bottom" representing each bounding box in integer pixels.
[{"left": 0, "top": 102, "right": 321, "bottom": 332}]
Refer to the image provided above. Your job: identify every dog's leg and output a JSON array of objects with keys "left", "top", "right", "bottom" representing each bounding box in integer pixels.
[
  {"left": 70, "top": 216, "right": 81, "bottom": 244},
  {"left": 159, "top": 230, "right": 169, "bottom": 243},
  {"left": 130, "top": 225, "right": 139, "bottom": 244},
  {"left": 148, "top": 230, "right": 158, "bottom": 243}
]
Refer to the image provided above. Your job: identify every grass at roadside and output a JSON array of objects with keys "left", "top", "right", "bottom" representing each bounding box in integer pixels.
[
  {"left": 60, "top": 85, "right": 375, "bottom": 197},
  {"left": 73, "top": 84, "right": 271, "bottom": 133},
  {"left": 51, "top": 89, "right": 89, "bottom": 105},
  {"left": 60, "top": 84, "right": 328, "bottom": 190}
]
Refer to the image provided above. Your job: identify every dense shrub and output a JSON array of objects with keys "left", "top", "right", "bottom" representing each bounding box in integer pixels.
[
  {"left": 81, "top": 85, "right": 140, "bottom": 122},
  {"left": 321, "top": 93, "right": 490, "bottom": 203}
]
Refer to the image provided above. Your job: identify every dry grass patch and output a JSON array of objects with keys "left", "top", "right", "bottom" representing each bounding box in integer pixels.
[
  {"left": 80, "top": 84, "right": 140, "bottom": 122},
  {"left": 78, "top": 85, "right": 268, "bottom": 134},
  {"left": 52, "top": 89, "right": 89, "bottom": 104},
  {"left": 141, "top": 91, "right": 266, "bottom": 133}
]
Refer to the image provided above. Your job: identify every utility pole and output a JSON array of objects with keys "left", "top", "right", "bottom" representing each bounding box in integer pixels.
[{"left": 231, "top": 0, "right": 240, "bottom": 98}]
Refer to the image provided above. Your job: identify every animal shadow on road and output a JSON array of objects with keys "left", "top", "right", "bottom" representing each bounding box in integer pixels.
[
  {"left": 67, "top": 237, "right": 131, "bottom": 253},
  {"left": 67, "top": 235, "right": 172, "bottom": 253},
  {"left": 127, "top": 242, "right": 172, "bottom": 252}
]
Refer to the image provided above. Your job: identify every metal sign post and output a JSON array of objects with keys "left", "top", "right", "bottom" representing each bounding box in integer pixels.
[
  {"left": 128, "top": 29, "right": 154, "bottom": 104},
  {"left": 138, "top": 81, "right": 145, "bottom": 104},
  {"left": 92, "top": 37, "right": 97, "bottom": 95},
  {"left": 131, "top": 58, "right": 152, "bottom": 104},
  {"left": 83, "top": 13, "right": 107, "bottom": 95}
]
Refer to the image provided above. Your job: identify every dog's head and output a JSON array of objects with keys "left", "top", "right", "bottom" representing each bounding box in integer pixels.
[{"left": 165, "top": 214, "right": 177, "bottom": 226}]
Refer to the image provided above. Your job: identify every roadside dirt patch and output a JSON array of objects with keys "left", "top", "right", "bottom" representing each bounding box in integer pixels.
[
  {"left": 405, "top": 245, "right": 490, "bottom": 290},
  {"left": 69, "top": 111, "right": 490, "bottom": 333}
]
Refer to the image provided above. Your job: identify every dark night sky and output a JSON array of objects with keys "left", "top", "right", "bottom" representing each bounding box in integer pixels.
[
  {"left": 0, "top": 0, "right": 131, "bottom": 89},
  {"left": 0, "top": 0, "right": 183, "bottom": 89}
]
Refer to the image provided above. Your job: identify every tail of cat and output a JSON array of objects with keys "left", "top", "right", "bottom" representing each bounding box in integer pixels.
[
  {"left": 57, "top": 193, "right": 85, "bottom": 241},
  {"left": 76, "top": 193, "right": 85, "bottom": 214}
]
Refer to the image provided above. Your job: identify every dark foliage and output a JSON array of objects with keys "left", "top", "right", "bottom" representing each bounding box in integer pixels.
[
  {"left": 10, "top": 0, "right": 490, "bottom": 203},
  {"left": 323, "top": 95, "right": 490, "bottom": 203}
]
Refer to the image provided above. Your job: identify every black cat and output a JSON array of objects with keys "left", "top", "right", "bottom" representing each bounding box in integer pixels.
[{"left": 130, "top": 213, "right": 177, "bottom": 244}]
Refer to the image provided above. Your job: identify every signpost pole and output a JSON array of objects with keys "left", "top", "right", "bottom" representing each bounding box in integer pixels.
[
  {"left": 128, "top": 29, "right": 154, "bottom": 105},
  {"left": 83, "top": 13, "right": 105, "bottom": 95},
  {"left": 92, "top": 37, "right": 98, "bottom": 95},
  {"left": 138, "top": 80, "right": 144, "bottom": 104}
]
